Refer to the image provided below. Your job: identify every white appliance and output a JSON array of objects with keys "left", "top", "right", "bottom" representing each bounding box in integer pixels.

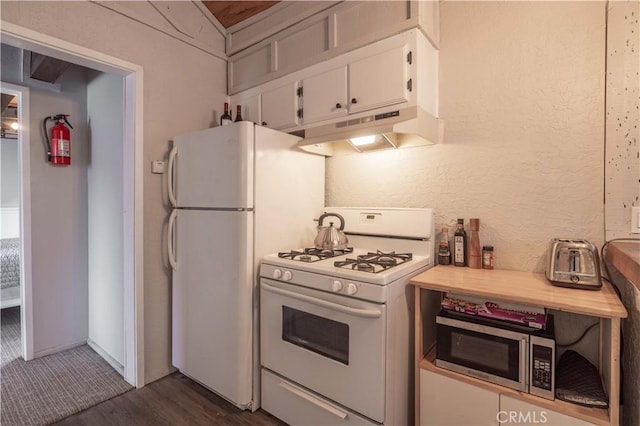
[
  {"left": 259, "top": 207, "right": 439, "bottom": 425},
  {"left": 167, "top": 122, "right": 324, "bottom": 410}
]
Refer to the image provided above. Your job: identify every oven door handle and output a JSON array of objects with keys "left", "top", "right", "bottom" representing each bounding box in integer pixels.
[
  {"left": 278, "top": 381, "right": 348, "bottom": 420},
  {"left": 262, "top": 282, "right": 382, "bottom": 318}
]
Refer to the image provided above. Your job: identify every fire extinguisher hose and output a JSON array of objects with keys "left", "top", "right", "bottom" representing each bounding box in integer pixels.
[{"left": 42, "top": 116, "right": 53, "bottom": 162}]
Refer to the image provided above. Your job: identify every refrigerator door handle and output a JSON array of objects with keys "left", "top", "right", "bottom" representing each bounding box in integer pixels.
[
  {"left": 168, "top": 145, "right": 178, "bottom": 207},
  {"left": 168, "top": 209, "right": 178, "bottom": 270}
]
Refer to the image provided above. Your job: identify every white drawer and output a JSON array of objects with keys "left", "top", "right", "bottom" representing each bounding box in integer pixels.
[{"left": 261, "top": 369, "right": 378, "bottom": 426}]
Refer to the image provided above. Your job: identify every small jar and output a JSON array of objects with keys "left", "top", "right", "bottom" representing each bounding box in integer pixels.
[{"left": 482, "top": 245, "right": 494, "bottom": 269}]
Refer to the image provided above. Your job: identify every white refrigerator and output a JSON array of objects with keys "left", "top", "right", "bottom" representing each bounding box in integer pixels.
[{"left": 167, "top": 122, "right": 324, "bottom": 410}]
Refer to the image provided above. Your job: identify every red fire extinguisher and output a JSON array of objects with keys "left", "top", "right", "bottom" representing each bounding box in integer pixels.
[{"left": 43, "top": 114, "right": 73, "bottom": 166}]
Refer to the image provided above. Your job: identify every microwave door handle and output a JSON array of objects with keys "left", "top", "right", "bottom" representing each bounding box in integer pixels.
[
  {"left": 262, "top": 282, "right": 382, "bottom": 318},
  {"left": 521, "top": 338, "right": 529, "bottom": 391}
]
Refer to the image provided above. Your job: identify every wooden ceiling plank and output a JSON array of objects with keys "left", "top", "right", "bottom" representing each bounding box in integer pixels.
[{"left": 202, "top": 1, "right": 279, "bottom": 28}]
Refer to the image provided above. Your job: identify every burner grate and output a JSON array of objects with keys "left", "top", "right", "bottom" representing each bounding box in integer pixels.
[
  {"left": 334, "top": 250, "right": 413, "bottom": 273},
  {"left": 278, "top": 247, "right": 353, "bottom": 263}
]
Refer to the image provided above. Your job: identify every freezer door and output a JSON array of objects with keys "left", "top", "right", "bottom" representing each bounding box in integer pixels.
[
  {"left": 170, "top": 122, "right": 254, "bottom": 209},
  {"left": 172, "top": 209, "right": 254, "bottom": 408}
]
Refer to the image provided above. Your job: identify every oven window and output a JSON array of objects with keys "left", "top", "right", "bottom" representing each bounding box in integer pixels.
[{"left": 282, "top": 306, "right": 349, "bottom": 365}]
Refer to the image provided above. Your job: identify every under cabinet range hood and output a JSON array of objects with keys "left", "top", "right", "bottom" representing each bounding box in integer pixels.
[{"left": 295, "top": 106, "right": 443, "bottom": 156}]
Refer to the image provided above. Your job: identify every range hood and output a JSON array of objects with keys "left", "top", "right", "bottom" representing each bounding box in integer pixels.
[{"left": 295, "top": 106, "right": 443, "bottom": 156}]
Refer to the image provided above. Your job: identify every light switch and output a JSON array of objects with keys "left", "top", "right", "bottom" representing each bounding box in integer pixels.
[
  {"left": 151, "top": 160, "right": 165, "bottom": 174},
  {"left": 632, "top": 206, "right": 640, "bottom": 234}
]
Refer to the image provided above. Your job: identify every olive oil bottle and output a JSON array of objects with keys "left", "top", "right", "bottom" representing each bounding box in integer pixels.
[{"left": 453, "top": 218, "right": 468, "bottom": 267}]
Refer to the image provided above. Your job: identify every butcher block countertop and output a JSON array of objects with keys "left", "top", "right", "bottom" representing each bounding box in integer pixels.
[
  {"left": 409, "top": 265, "right": 627, "bottom": 319},
  {"left": 604, "top": 240, "right": 640, "bottom": 289}
]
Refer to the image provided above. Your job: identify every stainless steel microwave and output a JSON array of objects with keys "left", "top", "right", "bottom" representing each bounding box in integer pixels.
[{"left": 436, "top": 310, "right": 555, "bottom": 400}]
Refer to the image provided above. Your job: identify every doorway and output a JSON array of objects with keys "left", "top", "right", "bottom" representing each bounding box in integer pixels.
[{"left": 0, "top": 23, "right": 143, "bottom": 387}]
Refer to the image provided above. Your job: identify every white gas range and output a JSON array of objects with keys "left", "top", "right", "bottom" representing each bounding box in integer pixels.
[{"left": 259, "top": 207, "right": 436, "bottom": 426}]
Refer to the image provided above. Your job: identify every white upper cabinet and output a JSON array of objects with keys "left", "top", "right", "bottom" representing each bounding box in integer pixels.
[
  {"left": 348, "top": 45, "right": 410, "bottom": 114},
  {"left": 227, "top": 0, "right": 439, "bottom": 94},
  {"left": 301, "top": 67, "right": 348, "bottom": 124},
  {"left": 231, "top": 28, "right": 438, "bottom": 132},
  {"left": 261, "top": 82, "right": 300, "bottom": 130}
]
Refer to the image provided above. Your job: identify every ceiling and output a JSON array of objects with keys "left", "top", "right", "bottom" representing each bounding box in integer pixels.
[
  {"left": 1, "top": 93, "right": 18, "bottom": 139},
  {"left": 202, "top": 1, "right": 279, "bottom": 28}
]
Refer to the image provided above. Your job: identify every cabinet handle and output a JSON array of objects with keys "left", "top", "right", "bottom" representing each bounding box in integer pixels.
[
  {"left": 262, "top": 121, "right": 267, "bottom": 126},
  {"left": 335, "top": 103, "right": 342, "bottom": 109},
  {"left": 351, "top": 98, "right": 358, "bottom": 104}
]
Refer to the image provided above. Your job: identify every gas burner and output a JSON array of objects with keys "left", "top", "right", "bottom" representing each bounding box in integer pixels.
[
  {"left": 278, "top": 247, "right": 353, "bottom": 263},
  {"left": 334, "top": 250, "right": 413, "bottom": 273}
]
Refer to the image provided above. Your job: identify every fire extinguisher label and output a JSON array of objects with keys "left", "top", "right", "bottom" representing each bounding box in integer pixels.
[{"left": 57, "top": 139, "right": 70, "bottom": 157}]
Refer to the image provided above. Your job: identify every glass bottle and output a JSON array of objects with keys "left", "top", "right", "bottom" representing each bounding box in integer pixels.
[
  {"left": 437, "top": 227, "right": 451, "bottom": 265},
  {"left": 234, "top": 105, "right": 243, "bottom": 122},
  {"left": 220, "top": 103, "right": 232, "bottom": 126},
  {"left": 453, "top": 219, "right": 467, "bottom": 267}
]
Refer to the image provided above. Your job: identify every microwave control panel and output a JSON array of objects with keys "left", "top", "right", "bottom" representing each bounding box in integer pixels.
[{"left": 531, "top": 344, "right": 553, "bottom": 390}]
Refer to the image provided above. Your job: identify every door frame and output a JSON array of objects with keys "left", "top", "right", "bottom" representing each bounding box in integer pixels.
[
  {"left": 0, "top": 81, "right": 33, "bottom": 361},
  {"left": 1, "top": 21, "right": 145, "bottom": 387}
]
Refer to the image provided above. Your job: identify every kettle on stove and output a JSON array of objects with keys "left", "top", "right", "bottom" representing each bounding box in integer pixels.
[
  {"left": 545, "top": 239, "right": 602, "bottom": 290},
  {"left": 314, "top": 213, "right": 349, "bottom": 251}
]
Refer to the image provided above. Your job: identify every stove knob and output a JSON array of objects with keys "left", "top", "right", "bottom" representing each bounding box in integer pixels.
[
  {"left": 283, "top": 270, "right": 293, "bottom": 281},
  {"left": 332, "top": 280, "right": 343, "bottom": 292},
  {"left": 346, "top": 283, "right": 357, "bottom": 295},
  {"left": 272, "top": 269, "right": 282, "bottom": 279}
]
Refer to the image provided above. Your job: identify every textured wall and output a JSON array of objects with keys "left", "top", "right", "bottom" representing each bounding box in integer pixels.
[
  {"left": 1, "top": 0, "right": 227, "bottom": 383},
  {"left": 605, "top": 2, "right": 640, "bottom": 240},
  {"left": 326, "top": 1, "right": 606, "bottom": 273},
  {"left": 605, "top": 2, "right": 640, "bottom": 425}
]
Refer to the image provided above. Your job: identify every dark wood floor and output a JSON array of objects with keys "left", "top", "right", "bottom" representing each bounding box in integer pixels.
[{"left": 53, "top": 372, "right": 287, "bottom": 426}]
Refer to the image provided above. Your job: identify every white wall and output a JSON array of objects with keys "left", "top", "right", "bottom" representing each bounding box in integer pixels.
[
  {"left": 87, "top": 71, "right": 124, "bottom": 367},
  {"left": 1, "top": 138, "right": 20, "bottom": 207},
  {"left": 0, "top": 46, "right": 90, "bottom": 353},
  {"left": 1, "top": 0, "right": 228, "bottom": 382},
  {"left": 1, "top": 137, "right": 20, "bottom": 238},
  {"left": 31, "top": 66, "right": 90, "bottom": 353},
  {"left": 326, "top": 1, "right": 606, "bottom": 273}
]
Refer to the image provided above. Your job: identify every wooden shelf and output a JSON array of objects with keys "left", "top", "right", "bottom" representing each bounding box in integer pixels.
[
  {"left": 419, "top": 348, "right": 611, "bottom": 426},
  {"left": 410, "top": 265, "right": 627, "bottom": 319},
  {"left": 412, "top": 266, "right": 626, "bottom": 426}
]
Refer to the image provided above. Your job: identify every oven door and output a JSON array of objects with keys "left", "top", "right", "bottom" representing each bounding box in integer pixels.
[
  {"left": 436, "top": 314, "right": 528, "bottom": 392},
  {"left": 260, "top": 278, "right": 386, "bottom": 423}
]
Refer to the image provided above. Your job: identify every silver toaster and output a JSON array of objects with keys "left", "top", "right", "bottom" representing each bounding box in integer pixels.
[{"left": 545, "top": 239, "right": 602, "bottom": 290}]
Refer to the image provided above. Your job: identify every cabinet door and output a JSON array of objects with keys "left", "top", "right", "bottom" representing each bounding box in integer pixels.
[
  {"left": 302, "top": 67, "right": 348, "bottom": 124},
  {"left": 420, "top": 370, "right": 499, "bottom": 426},
  {"left": 499, "top": 396, "right": 596, "bottom": 426},
  {"left": 261, "top": 82, "right": 299, "bottom": 130},
  {"left": 348, "top": 45, "right": 410, "bottom": 114}
]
